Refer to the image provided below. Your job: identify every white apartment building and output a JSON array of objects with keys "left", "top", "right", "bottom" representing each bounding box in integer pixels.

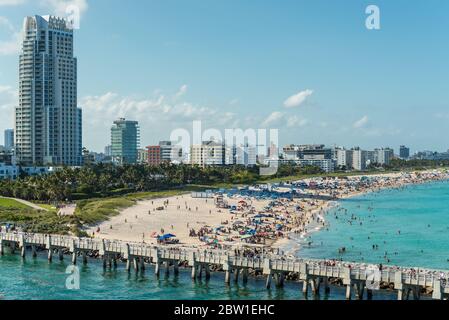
[
  {"left": 159, "top": 141, "right": 183, "bottom": 163},
  {"left": 227, "top": 144, "right": 257, "bottom": 166},
  {"left": 297, "top": 159, "right": 335, "bottom": 173},
  {"left": 15, "top": 15, "right": 82, "bottom": 166},
  {"left": 352, "top": 148, "right": 368, "bottom": 171},
  {"left": 190, "top": 141, "right": 226, "bottom": 166},
  {"left": 374, "top": 148, "right": 394, "bottom": 166},
  {"left": 336, "top": 148, "right": 353, "bottom": 169}
]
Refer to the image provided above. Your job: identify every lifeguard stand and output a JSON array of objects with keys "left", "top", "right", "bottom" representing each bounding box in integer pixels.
[{"left": 215, "top": 194, "right": 229, "bottom": 208}]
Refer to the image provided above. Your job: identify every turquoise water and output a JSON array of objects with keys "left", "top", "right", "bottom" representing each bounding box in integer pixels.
[
  {"left": 1, "top": 181, "right": 447, "bottom": 300},
  {"left": 0, "top": 253, "right": 397, "bottom": 300},
  {"left": 298, "top": 180, "right": 449, "bottom": 270}
]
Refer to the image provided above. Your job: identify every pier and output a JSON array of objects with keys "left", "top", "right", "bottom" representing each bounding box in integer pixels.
[{"left": 1, "top": 231, "right": 448, "bottom": 300}]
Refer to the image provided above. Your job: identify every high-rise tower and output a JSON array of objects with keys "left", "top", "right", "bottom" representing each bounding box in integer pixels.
[
  {"left": 111, "top": 118, "right": 140, "bottom": 165},
  {"left": 15, "top": 15, "right": 82, "bottom": 166}
]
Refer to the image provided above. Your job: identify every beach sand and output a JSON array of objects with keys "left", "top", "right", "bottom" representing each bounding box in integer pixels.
[
  {"left": 87, "top": 170, "right": 449, "bottom": 252},
  {"left": 88, "top": 194, "right": 270, "bottom": 245}
]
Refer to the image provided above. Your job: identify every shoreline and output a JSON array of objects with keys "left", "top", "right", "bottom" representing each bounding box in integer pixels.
[
  {"left": 88, "top": 170, "right": 449, "bottom": 255},
  {"left": 271, "top": 171, "right": 449, "bottom": 257}
]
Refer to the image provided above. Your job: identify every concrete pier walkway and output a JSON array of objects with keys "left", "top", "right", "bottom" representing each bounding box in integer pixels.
[{"left": 1, "top": 231, "right": 448, "bottom": 300}]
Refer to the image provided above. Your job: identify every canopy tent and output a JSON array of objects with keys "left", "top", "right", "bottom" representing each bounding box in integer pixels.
[{"left": 158, "top": 233, "right": 176, "bottom": 240}]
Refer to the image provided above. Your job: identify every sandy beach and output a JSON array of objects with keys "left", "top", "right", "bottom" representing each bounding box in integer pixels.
[
  {"left": 88, "top": 170, "right": 449, "bottom": 252},
  {"left": 88, "top": 194, "right": 270, "bottom": 246}
]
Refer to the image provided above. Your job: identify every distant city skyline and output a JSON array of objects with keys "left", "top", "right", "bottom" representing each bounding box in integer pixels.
[{"left": 1, "top": 0, "right": 449, "bottom": 152}]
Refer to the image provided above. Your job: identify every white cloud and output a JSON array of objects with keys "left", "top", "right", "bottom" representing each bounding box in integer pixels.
[
  {"left": 353, "top": 115, "right": 369, "bottom": 128},
  {"left": 80, "top": 88, "right": 238, "bottom": 150},
  {"left": 262, "top": 111, "right": 284, "bottom": 127},
  {"left": 284, "top": 89, "right": 313, "bottom": 108},
  {"left": 0, "top": 0, "right": 26, "bottom": 6},
  {"left": 287, "top": 115, "right": 308, "bottom": 128},
  {"left": 174, "top": 84, "right": 188, "bottom": 99}
]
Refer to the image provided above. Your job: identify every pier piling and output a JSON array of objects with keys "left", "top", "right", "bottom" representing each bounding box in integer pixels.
[
  {"left": 164, "top": 261, "right": 170, "bottom": 277},
  {"left": 234, "top": 268, "right": 240, "bottom": 283},
  {"left": 225, "top": 270, "right": 231, "bottom": 284},
  {"left": 345, "top": 284, "right": 352, "bottom": 300},
  {"left": 302, "top": 279, "right": 309, "bottom": 296},
  {"left": 0, "top": 231, "right": 447, "bottom": 301},
  {"left": 242, "top": 268, "right": 248, "bottom": 285},
  {"left": 205, "top": 264, "right": 211, "bottom": 280},
  {"left": 266, "top": 274, "right": 272, "bottom": 289}
]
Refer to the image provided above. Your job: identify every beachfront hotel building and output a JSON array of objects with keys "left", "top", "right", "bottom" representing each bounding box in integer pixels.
[
  {"left": 190, "top": 140, "right": 226, "bottom": 166},
  {"left": 225, "top": 144, "right": 257, "bottom": 167},
  {"left": 15, "top": 15, "right": 82, "bottom": 166},
  {"left": 189, "top": 140, "right": 256, "bottom": 167},
  {"left": 159, "top": 141, "right": 183, "bottom": 163},
  {"left": 111, "top": 118, "right": 140, "bottom": 165},
  {"left": 146, "top": 141, "right": 183, "bottom": 166},
  {"left": 279, "top": 144, "right": 335, "bottom": 172},
  {"left": 146, "top": 145, "right": 162, "bottom": 166},
  {"left": 351, "top": 148, "right": 367, "bottom": 171},
  {"left": 335, "top": 147, "right": 353, "bottom": 169},
  {"left": 374, "top": 148, "right": 394, "bottom": 166}
]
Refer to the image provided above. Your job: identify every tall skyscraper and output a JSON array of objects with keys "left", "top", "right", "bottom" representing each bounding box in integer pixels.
[
  {"left": 111, "top": 118, "right": 140, "bottom": 165},
  {"left": 4, "top": 129, "right": 14, "bottom": 151},
  {"left": 15, "top": 15, "right": 82, "bottom": 166}
]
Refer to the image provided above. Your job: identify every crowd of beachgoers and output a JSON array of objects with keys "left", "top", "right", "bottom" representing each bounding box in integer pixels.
[
  {"left": 191, "top": 170, "right": 449, "bottom": 250},
  {"left": 89, "top": 169, "right": 449, "bottom": 254}
]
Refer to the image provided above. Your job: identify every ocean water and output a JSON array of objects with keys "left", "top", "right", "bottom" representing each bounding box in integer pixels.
[
  {"left": 297, "top": 180, "right": 449, "bottom": 270},
  {"left": 0, "top": 252, "right": 399, "bottom": 300},
  {"left": 1, "top": 181, "right": 447, "bottom": 300}
]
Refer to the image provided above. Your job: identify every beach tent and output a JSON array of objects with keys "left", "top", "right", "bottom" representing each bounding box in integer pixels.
[{"left": 158, "top": 233, "right": 176, "bottom": 240}]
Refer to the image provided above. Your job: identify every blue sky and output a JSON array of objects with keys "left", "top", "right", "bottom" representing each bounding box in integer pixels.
[{"left": 1, "top": 0, "right": 449, "bottom": 153}]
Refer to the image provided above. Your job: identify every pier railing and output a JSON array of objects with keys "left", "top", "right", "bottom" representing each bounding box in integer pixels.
[{"left": 1, "top": 231, "right": 448, "bottom": 300}]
